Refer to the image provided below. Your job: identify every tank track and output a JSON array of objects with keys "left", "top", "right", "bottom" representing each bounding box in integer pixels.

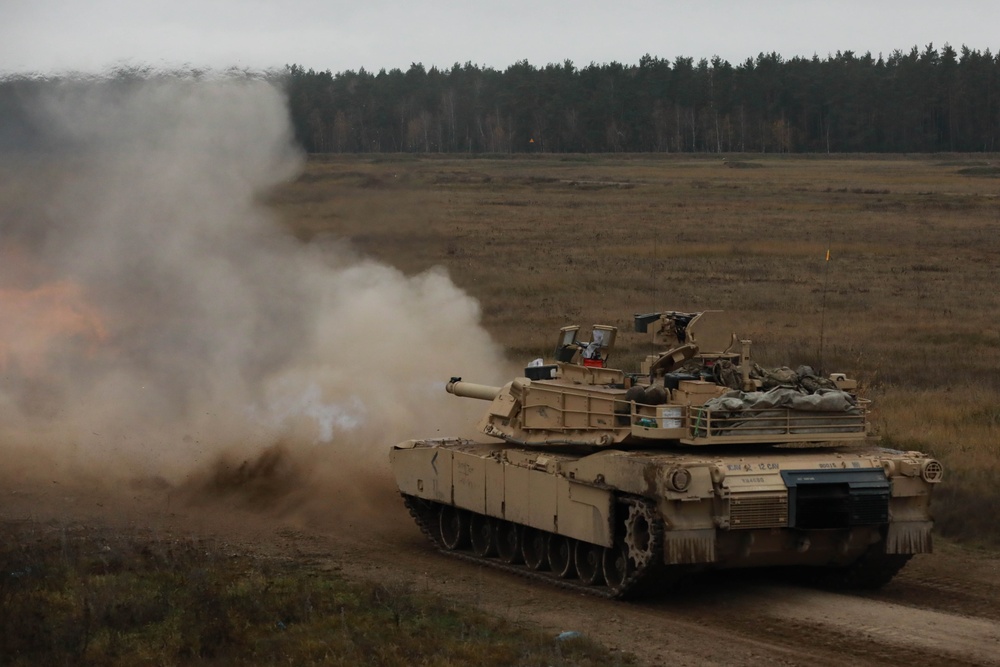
[
  {"left": 401, "top": 493, "right": 668, "bottom": 599},
  {"left": 814, "top": 550, "right": 913, "bottom": 589}
]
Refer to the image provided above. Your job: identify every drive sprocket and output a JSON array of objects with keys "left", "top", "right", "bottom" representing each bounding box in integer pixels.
[{"left": 623, "top": 499, "right": 657, "bottom": 569}]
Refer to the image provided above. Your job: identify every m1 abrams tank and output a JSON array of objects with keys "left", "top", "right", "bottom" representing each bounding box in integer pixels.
[{"left": 390, "top": 311, "right": 942, "bottom": 598}]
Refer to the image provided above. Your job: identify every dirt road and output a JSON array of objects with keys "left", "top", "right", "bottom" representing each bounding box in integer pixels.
[
  {"left": 4, "top": 477, "right": 999, "bottom": 667},
  {"left": 322, "top": 509, "right": 1000, "bottom": 667}
]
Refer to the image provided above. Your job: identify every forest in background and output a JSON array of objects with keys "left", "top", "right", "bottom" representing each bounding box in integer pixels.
[
  {"left": 283, "top": 44, "right": 1000, "bottom": 154},
  {"left": 2, "top": 44, "right": 999, "bottom": 154}
]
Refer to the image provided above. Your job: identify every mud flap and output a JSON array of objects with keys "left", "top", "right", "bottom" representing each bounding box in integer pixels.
[
  {"left": 885, "top": 520, "right": 933, "bottom": 554},
  {"left": 663, "top": 528, "right": 716, "bottom": 564}
]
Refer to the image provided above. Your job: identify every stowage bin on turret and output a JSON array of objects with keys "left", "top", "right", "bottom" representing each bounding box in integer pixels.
[{"left": 390, "top": 311, "right": 942, "bottom": 598}]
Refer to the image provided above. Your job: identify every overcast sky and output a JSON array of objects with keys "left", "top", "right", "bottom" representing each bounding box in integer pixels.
[{"left": 3, "top": 0, "right": 998, "bottom": 76}]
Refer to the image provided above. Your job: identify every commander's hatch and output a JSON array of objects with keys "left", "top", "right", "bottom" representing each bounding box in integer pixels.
[
  {"left": 554, "top": 324, "right": 617, "bottom": 367},
  {"left": 685, "top": 311, "right": 737, "bottom": 358}
]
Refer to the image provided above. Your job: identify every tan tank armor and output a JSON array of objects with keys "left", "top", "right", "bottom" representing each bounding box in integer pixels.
[{"left": 390, "top": 311, "right": 942, "bottom": 598}]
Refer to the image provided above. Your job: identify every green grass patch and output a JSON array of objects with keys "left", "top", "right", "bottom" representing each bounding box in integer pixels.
[{"left": 0, "top": 522, "right": 629, "bottom": 666}]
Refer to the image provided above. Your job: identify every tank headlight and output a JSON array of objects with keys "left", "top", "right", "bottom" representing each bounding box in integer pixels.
[
  {"left": 667, "top": 468, "right": 692, "bottom": 492},
  {"left": 881, "top": 460, "right": 897, "bottom": 477},
  {"left": 921, "top": 459, "right": 944, "bottom": 483}
]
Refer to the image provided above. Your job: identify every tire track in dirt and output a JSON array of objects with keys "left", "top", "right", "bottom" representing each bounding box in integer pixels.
[
  {"left": 869, "top": 557, "right": 1000, "bottom": 623},
  {"left": 668, "top": 583, "right": 1000, "bottom": 667},
  {"left": 332, "top": 507, "right": 1000, "bottom": 667},
  {"left": 317, "top": 515, "right": 1000, "bottom": 667},
  {"left": 749, "top": 586, "right": 1000, "bottom": 665}
]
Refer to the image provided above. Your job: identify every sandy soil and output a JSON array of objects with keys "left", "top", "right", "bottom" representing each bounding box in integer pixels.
[{"left": 3, "top": 473, "right": 999, "bottom": 667}]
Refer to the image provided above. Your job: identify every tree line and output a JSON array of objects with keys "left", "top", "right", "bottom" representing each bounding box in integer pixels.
[
  {"left": 284, "top": 44, "right": 1000, "bottom": 154},
  {"left": 1, "top": 44, "right": 997, "bottom": 155}
]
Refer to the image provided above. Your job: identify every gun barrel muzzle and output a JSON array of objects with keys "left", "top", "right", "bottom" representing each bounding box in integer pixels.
[{"left": 446, "top": 380, "right": 501, "bottom": 401}]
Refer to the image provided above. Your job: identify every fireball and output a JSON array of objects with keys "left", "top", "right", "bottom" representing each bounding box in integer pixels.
[{"left": 0, "top": 279, "right": 108, "bottom": 377}]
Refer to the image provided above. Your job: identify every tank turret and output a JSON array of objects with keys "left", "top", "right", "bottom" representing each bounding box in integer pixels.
[
  {"left": 447, "top": 311, "right": 870, "bottom": 449},
  {"left": 390, "top": 310, "right": 942, "bottom": 598}
]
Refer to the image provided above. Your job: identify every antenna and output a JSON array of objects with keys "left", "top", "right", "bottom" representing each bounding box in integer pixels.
[
  {"left": 652, "top": 231, "right": 659, "bottom": 314},
  {"left": 818, "top": 246, "right": 831, "bottom": 374},
  {"left": 651, "top": 230, "right": 659, "bottom": 359}
]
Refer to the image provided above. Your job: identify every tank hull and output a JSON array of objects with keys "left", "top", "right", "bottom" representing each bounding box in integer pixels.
[{"left": 391, "top": 438, "right": 939, "bottom": 598}]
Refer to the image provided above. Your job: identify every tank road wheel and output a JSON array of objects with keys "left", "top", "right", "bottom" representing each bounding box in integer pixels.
[
  {"left": 623, "top": 501, "right": 657, "bottom": 569},
  {"left": 495, "top": 521, "right": 523, "bottom": 564},
  {"left": 574, "top": 541, "right": 605, "bottom": 586},
  {"left": 602, "top": 541, "right": 632, "bottom": 593},
  {"left": 469, "top": 514, "right": 497, "bottom": 557},
  {"left": 547, "top": 536, "right": 576, "bottom": 578},
  {"left": 439, "top": 505, "right": 469, "bottom": 551},
  {"left": 521, "top": 528, "right": 550, "bottom": 571}
]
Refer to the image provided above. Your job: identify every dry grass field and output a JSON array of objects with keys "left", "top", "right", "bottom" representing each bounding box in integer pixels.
[
  {"left": 269, "top": 153, "right": 1000, "bottom": 546},
  {"left": 2, "top": 152, "right": 998, "bottom": 665}
]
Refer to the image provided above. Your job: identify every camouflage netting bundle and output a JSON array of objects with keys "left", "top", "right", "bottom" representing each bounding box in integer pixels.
[
  {"left": 699, "top": 361, "right": 839, "bottom": 394},
  {"left": 693, "top": 365, "right": 862, "bottom": 436},
  {"left": 702, "top": 387, "right": 859, "bottom": 415}
]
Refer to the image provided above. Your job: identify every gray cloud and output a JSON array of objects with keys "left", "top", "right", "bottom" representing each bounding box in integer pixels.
[{"left": 2, "top": 1, "right": 996, "bottom": 76}]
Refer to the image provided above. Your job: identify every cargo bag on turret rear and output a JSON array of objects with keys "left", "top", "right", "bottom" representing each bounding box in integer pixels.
[{"left": 692, "top": 387, "right": 865, "bottom": 437}]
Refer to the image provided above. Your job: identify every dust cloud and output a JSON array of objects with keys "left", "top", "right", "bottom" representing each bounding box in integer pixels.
[{"left": 0, "top": 76, "right": 508, "bottom": 515}]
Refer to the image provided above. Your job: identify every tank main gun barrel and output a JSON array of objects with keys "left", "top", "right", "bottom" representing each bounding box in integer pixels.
[{"left": 446, "top": 378, "right": 501, "bottom": 401}]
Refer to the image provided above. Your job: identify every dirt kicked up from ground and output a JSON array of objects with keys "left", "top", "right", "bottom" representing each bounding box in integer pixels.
[{"left": 3, "top": 457, "right": 999, "bottom": 667}]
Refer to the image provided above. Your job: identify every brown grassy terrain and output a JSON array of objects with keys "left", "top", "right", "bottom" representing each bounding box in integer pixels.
[{"left": 269, "top": 153, "right": 1000, "bottom": 546}]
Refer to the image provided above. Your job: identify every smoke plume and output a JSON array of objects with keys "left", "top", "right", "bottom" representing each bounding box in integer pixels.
[{"left": 0, "top": 76, "right": 508, "bottom": 497}]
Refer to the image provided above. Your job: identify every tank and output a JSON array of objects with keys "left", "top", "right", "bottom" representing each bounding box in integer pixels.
[{"left": 390, "top": 311, "right": 943, "bottom": 598}]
